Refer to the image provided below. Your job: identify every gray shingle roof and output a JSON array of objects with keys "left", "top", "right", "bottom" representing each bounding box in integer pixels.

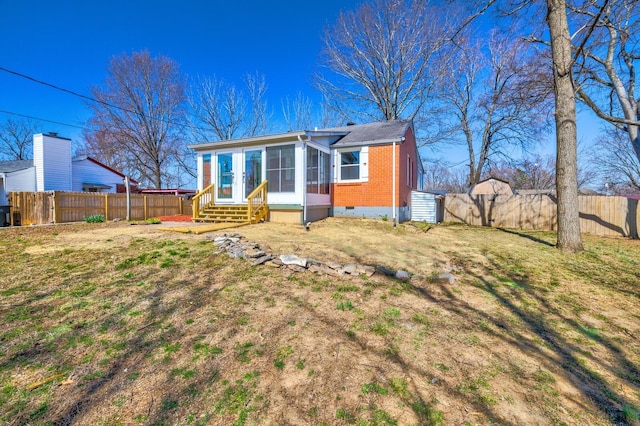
[
  {"left": 0, "top": 159, "right": 33, "bottom": 173},
  {"left": 319, "top": 119, "right": 412, "bottom": 148}
]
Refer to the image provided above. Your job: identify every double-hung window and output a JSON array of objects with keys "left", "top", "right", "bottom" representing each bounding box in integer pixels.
[{"left": 340, "top": 150, "right": 360, "bottom": 181}]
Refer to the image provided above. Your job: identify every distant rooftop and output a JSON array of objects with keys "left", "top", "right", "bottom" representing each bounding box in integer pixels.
[{"left": 0, "top": 159, "right": 34, "bottom": 173}]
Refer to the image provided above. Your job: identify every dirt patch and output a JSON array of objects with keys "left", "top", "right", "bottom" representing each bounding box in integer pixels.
[{"left": 23, "top": 222, "right": 209, "bottom": 255}]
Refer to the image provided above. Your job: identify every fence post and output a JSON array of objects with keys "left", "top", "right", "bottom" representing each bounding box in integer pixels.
[
  {"left": 53, "top": 192, "right": 59, "bottom": 224},
  {"left": 105, "top": 193, "right": 109, "bottom": 221},
  {"left": 144, "top": 196, "right": 148, "bottom": 220},
  {"left": 179, "top": 197, "right": 183, "bottom": 215}
]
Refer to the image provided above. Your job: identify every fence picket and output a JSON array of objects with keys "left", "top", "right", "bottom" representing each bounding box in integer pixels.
[
  {"left": 444, "top": 193, "right": 638, "bottom": 238},
  {"left": 9, "top": 192, "right": 192, "bottom": 226}
]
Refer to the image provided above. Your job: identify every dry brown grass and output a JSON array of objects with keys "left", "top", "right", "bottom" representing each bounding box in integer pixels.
[{"left": 0, "top": 218, "right": 638, "bottom": 425}]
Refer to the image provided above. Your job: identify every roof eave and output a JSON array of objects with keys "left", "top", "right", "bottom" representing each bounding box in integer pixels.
[
  {"left": 188, "top": 131, "right": 306, "bottom": 151},
  {"left": 331, "top": 137, "right": 406, "bottom": 148}
]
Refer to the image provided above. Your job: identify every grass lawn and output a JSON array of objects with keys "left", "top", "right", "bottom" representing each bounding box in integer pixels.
[{"left": 0, "top": 218, "right": 638, "bottom": 425}]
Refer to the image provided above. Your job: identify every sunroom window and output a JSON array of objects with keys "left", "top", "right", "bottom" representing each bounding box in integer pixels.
[{"left": 266, "top": 144, "right": 295, "bottom": 192}]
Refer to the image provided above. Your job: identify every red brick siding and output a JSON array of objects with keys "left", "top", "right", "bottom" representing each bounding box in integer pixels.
[{"left": 332, "top": 127, "right": 419, "bottom": 208}]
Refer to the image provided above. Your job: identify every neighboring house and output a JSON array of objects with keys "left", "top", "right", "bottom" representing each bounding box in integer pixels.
[
  {"left": 188, "top": 119, "right": 422, "bottom": 224},
  {"left": 0, "top": 132, "right": 137, "bottom": 206},
  {"left": 470, "top": 177, "right": 514, "bottom": 196}
]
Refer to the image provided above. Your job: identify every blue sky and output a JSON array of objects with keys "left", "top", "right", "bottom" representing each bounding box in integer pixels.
[
  {"left": 0, "top": 0, "right": 360, "bottom": 143},
  {"left": 1, "top": 0, "right": 603, "bottom": 173}
]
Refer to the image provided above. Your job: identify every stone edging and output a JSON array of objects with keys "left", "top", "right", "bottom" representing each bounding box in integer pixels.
[{"left": 210, "top": 233, "right": 456, "bottom": 284}]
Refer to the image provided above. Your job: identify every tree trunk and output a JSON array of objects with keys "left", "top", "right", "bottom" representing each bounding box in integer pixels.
[{"left": 546, "top": 0, "right": 583, "bottom": 253}]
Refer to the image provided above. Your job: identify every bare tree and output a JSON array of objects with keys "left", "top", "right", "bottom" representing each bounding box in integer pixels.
[
  {"left": 281, "top": 92, "right": 314, "bottom": 131},
  {"left": 432, "top": 30, "right": 551, "bottom": 187},
  {"left": 592, "top": 128, "right": 640, "bottom": 193},
  {"left": 570, "top": 0, "right": 640, "bottom": 162},
  {"left": 422, "top": 160, "right": 470, "bottom": 192},
  {"left": 490, "top": 156, "right": 557, "bottom": 190},
  {"left": 315, "top": 0, "right": 452, "bottom": 123},
  {"left": 189, "top": 72, "right": 270, "bottom": 141},
  {"left": 0, "top": 118, "right": 38, "bottom": 161},
  {"left": 85, "top": 50, "right": 188, "bottom": 188}
]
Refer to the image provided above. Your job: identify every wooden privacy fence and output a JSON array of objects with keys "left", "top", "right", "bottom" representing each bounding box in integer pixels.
[
  {"left": 9, "top": 191, "right": 192, "bottom": 226},
  {"left": 444, "top": 193, "right": 640, "bottom": 238}
]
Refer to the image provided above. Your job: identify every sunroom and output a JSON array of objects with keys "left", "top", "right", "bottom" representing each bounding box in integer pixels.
[{"left": 188, "top": 131, "right": 337, "bottom": 224}]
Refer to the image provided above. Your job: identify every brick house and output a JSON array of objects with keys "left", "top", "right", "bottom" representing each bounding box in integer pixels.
[{"left": 188, "top": 119, "right": 423, "bottom": 224}]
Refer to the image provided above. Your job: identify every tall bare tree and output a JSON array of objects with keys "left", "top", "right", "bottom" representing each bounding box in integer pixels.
[
  {"left": 0, "top": 118, "right": 38, "bottom": 161},
  {"left": 189, "top": 72, "right": 270, "bottom": 141},
  {"left": 315, "top": 0, "right": 451, "bottom": 123},
  {"left": 570, "top": 0, "right": 640, "bottom": 162},
  {"left": 430, "top": 30, "right": 551, "bottom": 187},
  {"left": 316, "top": 0, "right": 497, "bottom": 126},
  {"left": 85, "top": 50, "right": 188, "bottom": 188}
]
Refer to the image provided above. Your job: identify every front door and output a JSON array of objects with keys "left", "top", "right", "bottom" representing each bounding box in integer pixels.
[
  {"left": 216, "top": 152, "right": 235, "bottom": 203},
  {"left": 244, "top": 149, "right": 263, "bottom": 199}
]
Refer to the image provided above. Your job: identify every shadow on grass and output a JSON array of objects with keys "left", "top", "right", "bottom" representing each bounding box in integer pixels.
[
  {"left": 497, "top": 228, "right": 556, "bottom": 247},
  {"left": 406, "top": 255, "right": 639, "bottom": 424}
]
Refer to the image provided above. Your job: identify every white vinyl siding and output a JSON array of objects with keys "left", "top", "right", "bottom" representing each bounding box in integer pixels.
[
  {"left": 72, "top": 159, "right": 123, "bottom": 193},
  {"left": 34, "top": 134, "right": 72, "bottom": 192}
]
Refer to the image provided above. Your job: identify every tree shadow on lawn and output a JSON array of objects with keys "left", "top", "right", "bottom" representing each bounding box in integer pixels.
[
  {"left": 407, "top": 261, "right": 639, "bottom": 425},
  {"left": 288, "top": 291, "right": 516, "bottom": 425},
  {"left": 0, "top": 262, "right": 226, "bottom": 425},
  {"left": 497, "top": 228, "right": 556, "bottom": 247}
]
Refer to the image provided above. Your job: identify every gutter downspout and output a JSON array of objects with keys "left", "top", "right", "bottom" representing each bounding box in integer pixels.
[
  {"left": 392, "top": 136, "right": 406, "bottom": 228},
  {"left": 392, "top": 140, "right": 396, "bottom": 228},
  {"left": 298, "top": 134, "right": 307, "bottom": 225}
]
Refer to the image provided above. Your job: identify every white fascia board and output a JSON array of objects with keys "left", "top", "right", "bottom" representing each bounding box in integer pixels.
[{"left": 188, "top": 132, "right": 305, "bottom": 151}]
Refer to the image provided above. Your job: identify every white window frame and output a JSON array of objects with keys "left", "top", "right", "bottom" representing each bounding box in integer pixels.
[{"left": 335, "top": 147, "right": 368, "bottom": 183}]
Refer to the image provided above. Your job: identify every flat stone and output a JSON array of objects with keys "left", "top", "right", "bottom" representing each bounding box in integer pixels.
[
  {"left": 271, "top": 258, "right": 284, "bottom": 266},
  {"left": 342, "top": 264, "right": 357, "bottom": 274},
  {"left": 355, "top": 265, "right": 375, "bottom": 277},
  {"left": 244, "top": 249, "right": 266, "bottom": 258},
  {"left": 395, "top": 270, "right": 411, "bottom": 281},
  {"left": 251, "top": 255, "right": 272, "bottom": 266},
  {"left": 309, "top": 264, "right": 344, "bottom": 277},
  {"left": 432, "top": 272, "right": 455, "bottom": 284},
  {"left": 325, "top": 261, "right": 342, "bottom": 270},
  {"left": 308, "top": 264, "right": 325, "bottom": 274},
  {"left": 287, "top": 264, "right": 307, "bottom": 273},
  {"left": 280, "top": 254, "right": 308, "bottom": 268},
  {"left": 265, "top": 261, "right": 281, "bottom": 268}
]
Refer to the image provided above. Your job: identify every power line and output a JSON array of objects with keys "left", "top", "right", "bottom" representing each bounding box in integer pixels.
[
  {"left": 0, "top": 66, "right": 108, "bottom": 107},
  {"left": 0, "top": 65, "right": 211, "bottom": 133},
  {"left": 0, "top": 109, "right": 86, "bottom": 130}
]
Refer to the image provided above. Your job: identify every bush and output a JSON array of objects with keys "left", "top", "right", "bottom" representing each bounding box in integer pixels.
[{"left": 83, "top": 214, "right": 105, "bottom": 223}]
